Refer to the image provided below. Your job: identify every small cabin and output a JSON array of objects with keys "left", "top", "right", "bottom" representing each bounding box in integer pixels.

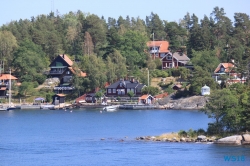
[
  {"left": 52, "top": 94, "right": 65, "bottom": 105},
  {"left": 201, "top": 85, "right": 210, "bottom": 96},
  {"left": 138, "top": 95, "right": 154, "bottom": 104}
]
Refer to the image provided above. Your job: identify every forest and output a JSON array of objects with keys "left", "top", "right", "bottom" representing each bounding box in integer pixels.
[{"left": 0, "top": 6, "right": 250, "bottom": 133}]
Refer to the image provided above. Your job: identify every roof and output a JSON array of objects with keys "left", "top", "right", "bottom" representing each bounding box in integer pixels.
[
  {"left": 75, "top": 94, "right": 87, "bottom": 103},
  {"left": 147, "top": 41, "right": 169, "bottom": 53},
  {"left": 68, "top": 67, "right": 86, "bottom": 77},
  {"left": 140, "top": 95, "right": 150, "bottom": 100},
  {"left": 214, "top": 63, "right": 234, "bottom": 73},
  {"left": 106, "top": 80, "right": 146, "bottom": 89},
  {"left": 172, "top": 52, "right": 190, "bottom": 61},
  {"left": 0, "top": 74, "right": 18, "bottom": 80},
  {"left": 59, "top": 54, "right": 73, "bottom": 66},
  {"left": 154, "top": 92, "right": 168, "bottom": 99},
  {"left": 0, "top": 87, "right": 7, "bottom": 90},
  {"left": 139, "top": 94, "right": 154, "bottom": 100},
  {"left": 55, "top": 94, "right": 65, "bottom": 97},
  {"left": 173, "top": 84, "right": 182, "bottom": 88}
]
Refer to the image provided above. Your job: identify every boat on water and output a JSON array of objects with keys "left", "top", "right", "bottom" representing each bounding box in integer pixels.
[
  {"left": 103, "top": 105, "right": 118, "bottom": 112},
  {"left": 0, "top": 105, "right": 7, "bottom": 111}
]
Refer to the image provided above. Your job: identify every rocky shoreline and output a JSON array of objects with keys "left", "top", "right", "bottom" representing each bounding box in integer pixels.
[
  {"left": 157, "top": 95, "right": 208, "bottom": 110},
  {"left": 136, "top": 133, "right": 250, "bottom": 146}
]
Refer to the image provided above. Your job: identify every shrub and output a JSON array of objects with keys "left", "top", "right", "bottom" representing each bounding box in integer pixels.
[
  {"left": 197, "top": 128, "right": 206, "bottom": 135},
  {"left": 187, "top": 129, "right": 197, "bottom": 138},
  {"left": 178, "top": 130, "right": 187, "bottom": 137}
]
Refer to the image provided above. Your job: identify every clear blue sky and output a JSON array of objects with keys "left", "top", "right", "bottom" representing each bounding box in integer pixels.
[{"left": 1, "top": 0, "right": 250, "bottom": 26}]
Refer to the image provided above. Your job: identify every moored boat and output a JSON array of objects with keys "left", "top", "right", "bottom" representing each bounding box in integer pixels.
[{"left": 103, "top": 105, "right": 118, "bottom": 112}]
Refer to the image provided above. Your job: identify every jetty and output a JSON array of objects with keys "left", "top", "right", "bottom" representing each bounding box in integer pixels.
[{"left": 119, "top": 104, "right": 156, "bottom": 110}]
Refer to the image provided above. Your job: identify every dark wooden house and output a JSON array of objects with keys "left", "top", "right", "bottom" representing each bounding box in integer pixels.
[
  {"left": 49, "top": 54, "right": 86, "bottom": 94},
  {"left": 106, "top": 79, "right": 146, "bottom": 97}
]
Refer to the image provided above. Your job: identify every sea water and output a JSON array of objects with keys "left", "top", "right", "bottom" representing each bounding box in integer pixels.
[{"left": 0, "top": 109, "right": 249, "bottom": 166}]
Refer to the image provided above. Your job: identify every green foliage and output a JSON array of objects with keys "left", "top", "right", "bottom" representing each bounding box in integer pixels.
[
  {"left": 187, "top": 129, "right": 197, "bottom": 138},
  {"left": 18, "top": 81, "right": 35, "bottom": 96},
  {"left": 45, "top": 93, "right": 53, "bottom": 103},
  {"left": 178, "top": 130, "right": 187, "bottom": 137},
  {"left": 141, "top": 86, "right": 160, "bottom": 96},
  {"left": 127, "top": 91, "right": 135, "bottom": 99},
  {"left": 34, "top": 74, "right": 46, "bottom": 85},
  {"left": 151, "top": 69, "right": 168, "bottom": 78}
]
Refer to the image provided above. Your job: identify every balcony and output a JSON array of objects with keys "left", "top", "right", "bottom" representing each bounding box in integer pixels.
[
  {"left": 54, "top": 86, "right": 74, "bottom": 91},
  {"left": 49, "top": 68, "right": 66, "bottom": 75}
]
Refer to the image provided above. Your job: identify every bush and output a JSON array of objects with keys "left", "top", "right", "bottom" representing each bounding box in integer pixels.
[
  {"left": 34, "top": 74, "right": 46, "bottom": 85},
  {"left": 33, "top": 81, "right": 39, "bottom": 88},
  {"left": 20, "top": 75, "right": 33, "bottom": 82},
  {"left": 187, "top": 129, "right": 197, "bottom": 138},
  {"left": 178, "top": 130, "right": 187, "bottom": 137},
  {"left": 197, "top": 128, "right": 206, "bottom": 135}
]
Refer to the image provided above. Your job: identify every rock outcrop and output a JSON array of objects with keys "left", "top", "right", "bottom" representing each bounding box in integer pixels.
[
  {"left": 214, "top": 135, "right": 242, "bottom": 145},
  {"left": 242, "top": 134, "right": 250, "bottom": 145}
]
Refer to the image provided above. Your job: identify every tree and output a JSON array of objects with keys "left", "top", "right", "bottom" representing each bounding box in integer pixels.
[
  {"left": 18, "top": 81, "right": 35, "bottom": 96},
  {"left": 202, "top": 88, "right": 239, "bottom": 133},
  {"left": 0, "top": 30, "right": 18, "bottom": 71},
  {"left": 12, "top": 39, "right": 48, "bottom": 82},
  {"left": 83, "top": 31, "right": 94, "bottom": 56},
  {"left": 127, "top": 91, "right": 135, "bottom": 101},
  {"left": 141, "top": 86, "right": 160, "bottom": 96},
  {"left": 189, "top": 66, "right": 218, "bottom": 95}
]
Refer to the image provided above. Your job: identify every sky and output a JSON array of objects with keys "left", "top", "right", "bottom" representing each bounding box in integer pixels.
[{"left": 1, "top": 0, "right": 250, "bottom": 26}]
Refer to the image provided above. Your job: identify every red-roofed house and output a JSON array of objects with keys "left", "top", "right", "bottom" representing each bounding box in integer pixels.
[
  {"left": 138, "top": 95, "right": 154, "bottom": 104},
  {"left": 147, "top": 41, "right": 170, "bottom": 59},
  {"left": 0, "top": 74, "right": 18, "bottom": 97},
  {"left": 213, "top": 62, "right": 246, "bottom": 84},
  {"left": 49, "top": 54, "right": 87, "bottom": 94}
]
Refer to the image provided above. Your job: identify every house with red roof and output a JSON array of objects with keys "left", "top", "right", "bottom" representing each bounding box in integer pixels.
[
  {"left": 146, "top": 41, "right": 190, "bottom": 69},
  {"left": 0, "top": 73, "right": 18, "bottom": 97},
  {"left": 213, "top": 62, "right": 246, "bottom": 84},
  {"left": 147, "top": 41, "right": 170, "bottom": 59},
  {"left": 48, "top": 54, "right": 86, "bottom": 94},
  {"left": 138, "top": 94, "right": 154, "bottom": 104}
]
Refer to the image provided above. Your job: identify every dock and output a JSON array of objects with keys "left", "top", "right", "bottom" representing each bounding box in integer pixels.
[{"left": 119, "top": 104, "right": 156, "bottom": 110}]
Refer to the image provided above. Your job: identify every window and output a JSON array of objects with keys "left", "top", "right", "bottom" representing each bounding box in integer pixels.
[
  {"left": 167, "top": 55, "right": 172, "bottom": 60},
  {"left": 169, "top": 63, "right": 172, "bottom": 68},
  {"left": 108, "top": 89, "right": 111, "bottom": 93},
  {"left": 220, "top": 67, "right": 225, "bottom": 72},
  {"left": 113, "top": 89, "right": 116, "bottom": 93},
  {"left": 160, "top": 53, "right": 165, "bottom": 57}
]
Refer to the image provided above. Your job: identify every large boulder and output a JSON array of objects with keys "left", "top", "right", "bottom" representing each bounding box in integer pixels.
[
  {"left": 197, "top": 135, "right": 206, "bottom": 142},
  {"left": 242, "top": 134, "right": 250, "bottom": 145},
  {"left": 214, "top": 135, "right": 242, "bottom": 145}
]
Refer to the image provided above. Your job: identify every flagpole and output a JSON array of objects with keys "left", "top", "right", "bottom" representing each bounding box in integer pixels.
[{"left": 153, "top": 32, "right": 155, "bottom": 60}]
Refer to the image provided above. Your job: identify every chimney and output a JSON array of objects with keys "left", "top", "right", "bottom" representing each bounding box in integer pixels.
[{"left": 63, "top": 54, "right": 65, "bottom": 58}]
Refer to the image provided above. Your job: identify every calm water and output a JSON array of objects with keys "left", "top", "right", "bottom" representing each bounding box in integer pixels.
[{"left": 0, "top": 109, "right": 250, "bottom": 166}]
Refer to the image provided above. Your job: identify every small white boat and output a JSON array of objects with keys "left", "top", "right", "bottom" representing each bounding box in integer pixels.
[
  {"left": 103, "top": 105, "right": 117, "bottom": 112},
  {"left": 0, "top": 105, "right": 7, "bottom": 111}
]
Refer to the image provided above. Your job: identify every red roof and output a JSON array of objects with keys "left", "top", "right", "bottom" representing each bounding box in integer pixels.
[
  {"left": 68, "top": 67, "right": 86, "bottom": 77},
  {"left": 154, "top": 92, "right": 168, "bottom": 99},
  {"left": 140, "top": 95, "right": 148, "bottom": 100},
  {"left": 0, "top": 74, "right": 18, "bottom": 80},
  {"left": 59, "top": 54, "right": 73, "bottom": 66},
  {"left": 214, "top": 63, "right": 234, "bottom": 73},
  {"left": 147, "top": 41, "right": 170, "bottom": 53},
  {"left": 75, "top": 94, "right": 87, "bottom": 103}
]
